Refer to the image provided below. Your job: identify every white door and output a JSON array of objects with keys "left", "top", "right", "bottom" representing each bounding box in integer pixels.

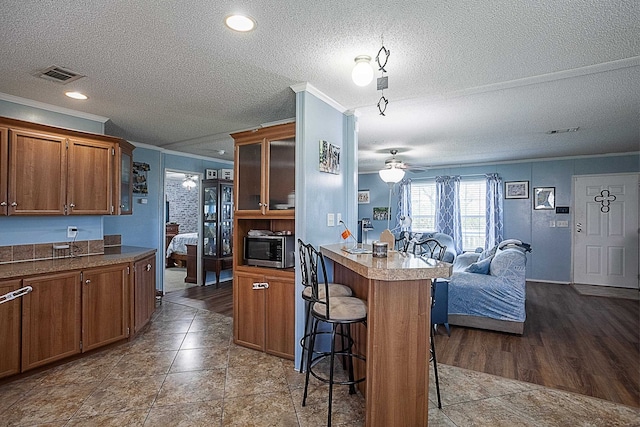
[{"left": 573, "top": 173, "right": 639, "bottom": 288}]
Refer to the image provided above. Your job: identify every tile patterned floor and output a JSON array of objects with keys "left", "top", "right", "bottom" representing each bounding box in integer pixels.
[{"left": 0, "top": 301, "right": 638, "bottom": 426}]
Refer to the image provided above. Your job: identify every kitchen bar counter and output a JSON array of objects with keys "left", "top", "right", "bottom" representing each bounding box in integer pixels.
[
  {"left": 320, "top": 244, "right": 452, "bottom": 427},
  {"left": 0, "top": 246, "right": 156, "bottom": 280}
]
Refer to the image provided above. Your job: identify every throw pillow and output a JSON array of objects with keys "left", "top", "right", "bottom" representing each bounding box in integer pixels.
[
  {"left": 478, "top": 244, "right": 498, "bottom": 261},
  {"left": 465, "top": 257, "right": 492, "bottom": 274}
]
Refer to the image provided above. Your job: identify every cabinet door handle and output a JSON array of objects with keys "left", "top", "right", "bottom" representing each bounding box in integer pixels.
[
  {"left": 0, "top": 201, "right": 6, "bottom": 206},
  {"left": 252, "top": 282, "right": 269, "bottom": 290},
  {"left": 11, "top": 202, "right": 17, "bottom": 207},
  {"left": 69, "top": 203, "right": 76, "bottom": 208},
  {"left": 146, "top": 264, "right": 152, "bottom": 271},
  {"left": 85, "top": 279, "right": 91, "bottom": 285}
]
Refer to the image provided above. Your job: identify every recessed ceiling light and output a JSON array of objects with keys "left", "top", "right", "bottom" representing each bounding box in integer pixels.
[
  {"left": 65, "top": 91, "right": 87, "bottom": 100},
  {"left": 225, "top": 14, "right": 256, "bottom": 32}
]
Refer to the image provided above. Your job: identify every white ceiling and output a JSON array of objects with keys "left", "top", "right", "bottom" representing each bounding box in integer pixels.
[{"left": 0, "top": 1, "right": 638, "bottom": 173}]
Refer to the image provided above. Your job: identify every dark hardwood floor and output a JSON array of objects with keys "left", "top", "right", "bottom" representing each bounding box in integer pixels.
[
  {"left": 435, "top": 281, "right": 639, "bottom": 408},
  {"left": 160, "top": 278, "right": 639, "bottom": 408},
  {"left": 162, "top": 280, "right": 233, "bottom": 317}
]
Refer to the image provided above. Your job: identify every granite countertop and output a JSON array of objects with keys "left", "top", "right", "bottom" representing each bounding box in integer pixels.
[
  {"left": 320, "top": 243, "right": 452, "bottom": 281},
  {"left": 0, "top": 246, "right": 156, "bottom": 280}
]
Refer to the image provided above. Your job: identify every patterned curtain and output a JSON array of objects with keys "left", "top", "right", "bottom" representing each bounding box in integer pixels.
[
  {"left": 485, "top": 173, "right": 504, "bottom": 249},
  {"left": 435, "top": 175, "right": 463, "bottom": 254},
  {"left": 397, "top": 178, "right": 412, "bottom": 232}
]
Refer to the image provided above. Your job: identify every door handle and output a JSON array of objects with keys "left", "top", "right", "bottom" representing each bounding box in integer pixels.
[{"left": 252, "top": 282, "right": 269, "bottom": 290}]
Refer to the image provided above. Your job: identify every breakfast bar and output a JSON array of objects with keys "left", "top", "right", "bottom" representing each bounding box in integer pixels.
[{"left": 320, "top": 244, "right": 452, "bottom": 427}]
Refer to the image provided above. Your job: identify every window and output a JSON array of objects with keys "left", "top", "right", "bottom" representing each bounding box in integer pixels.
[
  {"left": 459, "top": 179, "right": 486, "bottom": 251},
  {"left": 410, "top": 178, "right": 486, "bottom": 251},
  {"left": 410, "top": 181, "right": 436, "bottom": 231}
]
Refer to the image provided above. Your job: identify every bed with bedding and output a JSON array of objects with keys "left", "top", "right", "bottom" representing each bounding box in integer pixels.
[{"left": 166, "top": 232, "right": 198, "bottom": 270}]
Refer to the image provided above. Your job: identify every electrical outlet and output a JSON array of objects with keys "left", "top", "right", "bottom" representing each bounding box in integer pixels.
[
  {"left": 67, "top": 226, "right": 78, "bottom": 238},
  {"left": 327, "top": 213, "right": 335, "bottom": 227},
  {"left": 549, "top": 221, "right": 556, "bottom": 228},
  {"left": 557, "top": 220, "right": 569, "bottom": 227},
  {"left": 336, "top": 213, "right": 342, "bottom": 224}
]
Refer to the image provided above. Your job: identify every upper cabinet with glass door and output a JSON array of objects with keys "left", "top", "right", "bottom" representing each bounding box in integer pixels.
[{"left": 232, "top": 122, "right": 295, "bottom": 218}]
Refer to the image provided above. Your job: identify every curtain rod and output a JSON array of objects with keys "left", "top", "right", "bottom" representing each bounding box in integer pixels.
[{"left": 409, "top": 173, "right": 489, "bottom": 181}]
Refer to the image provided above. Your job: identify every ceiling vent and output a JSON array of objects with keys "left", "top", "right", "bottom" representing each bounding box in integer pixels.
[
  {"left": 38, "top": 66, "right": 84, "bottom": 84},
  {"left": 546, "top": 127, "right": 579, "bottom": 135}
]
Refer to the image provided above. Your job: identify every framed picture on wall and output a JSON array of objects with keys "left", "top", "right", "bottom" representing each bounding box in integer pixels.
[
  {"left": 534, "top": 187, "right": 555, "bottom": 210},
  {"left": 358, "top": 190, "right": 370, "bottom": 204},
  {"left": 505, "top": 181, "right": 529, "bottom": 199}
]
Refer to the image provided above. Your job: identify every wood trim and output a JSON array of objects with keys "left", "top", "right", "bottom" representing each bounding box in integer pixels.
[
  {"left": 0, "top": 116, "right": 122, "bottom": 145},
  {"left": 0, "top": 127, "right": 7, "bottom": 215},
  {"left": 230, "top": 122, "right": 295, "bottom": 144},
  {"left": 448, "top": 314, "right": 524, "bottom": 335}
]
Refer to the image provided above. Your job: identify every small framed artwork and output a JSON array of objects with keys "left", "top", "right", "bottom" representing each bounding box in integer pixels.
[
  {"left": 505, "top": 181, "right": 529, "bottom": 199},
  {"left": 373, "top": 207, "right": 389, "bottom": 221},
  {"left": 319, "top": 140, "right": 340, "bottom": 174},
  {"left": 534, "top": 187, "right": 555, "bottom": 210},
  {"left": 358, "top": 190, "right": 370, "bottom": 204},
  {"left": 205, "top": 169, "right": 218, "bottom": 179}
]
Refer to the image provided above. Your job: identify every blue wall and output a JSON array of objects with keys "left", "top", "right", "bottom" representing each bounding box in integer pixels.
[
  {"left": 293, "top": 89, "right": 356, "bottom": 368},
  {"left": 358, "top": 154, "right": 640, "bottom": 283}
]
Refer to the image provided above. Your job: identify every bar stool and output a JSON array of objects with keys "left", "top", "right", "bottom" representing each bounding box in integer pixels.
[
  {"left": 298, "top": 239, "right": 353, "bottom": 372},
  {"left": 300, "top": 241, "right": 367, "bottom": 427}
]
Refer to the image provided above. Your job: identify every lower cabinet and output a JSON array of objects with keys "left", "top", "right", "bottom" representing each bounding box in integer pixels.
[
  {"left": 0, "top": 252, "right": 156, "bottom": 378},
  {"left": 22, "top": 271, "right": 82, "bottom": 371},
  {"left": 82, "top": 264, "right": 129, "bottom": 352},
  {"left": 0, "top": 279, "right": 22, "bottom": 379},
  {"left": 234, "top": 268, "right": 294, "bottom": 359},
  {"left": 133, "top": 254, "right": 156, "bottom": 334}
]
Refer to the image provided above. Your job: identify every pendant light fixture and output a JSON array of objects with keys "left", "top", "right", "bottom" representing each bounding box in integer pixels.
[
  {"left": 182, "top": 175, "right": 197, "bottom": 190},
  {"left": 352, "top": 55, "right": 374, "bottom": 86}
]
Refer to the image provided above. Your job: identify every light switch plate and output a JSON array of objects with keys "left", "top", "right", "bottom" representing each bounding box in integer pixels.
[
  {"left": 557, "top": 220, "right": 569, "bottom": 227},
  {"left": 327, "top": 213, "right": 335, "bottom": 227}
]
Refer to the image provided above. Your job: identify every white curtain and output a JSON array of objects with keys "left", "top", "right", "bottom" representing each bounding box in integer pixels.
[{"left": 397, "top": 178, "right": 412, "bottom": 232}]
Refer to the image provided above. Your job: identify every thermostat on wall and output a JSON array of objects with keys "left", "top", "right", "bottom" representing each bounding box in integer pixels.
[{"left": 556, "top": 206, "right": 570, "bottom": 214}]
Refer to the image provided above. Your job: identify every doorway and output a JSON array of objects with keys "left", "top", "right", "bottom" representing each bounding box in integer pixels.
[
  {"left": 164, "top": 169, "right": 202, "bottom": 293},
  {"left": 572, "top": 173, "right": 639, "bottom": 289}
]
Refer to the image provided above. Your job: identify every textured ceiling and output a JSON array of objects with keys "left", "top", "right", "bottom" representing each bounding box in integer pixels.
[{"left": 0, "top": 0, "right": 638, "bottom": 173}]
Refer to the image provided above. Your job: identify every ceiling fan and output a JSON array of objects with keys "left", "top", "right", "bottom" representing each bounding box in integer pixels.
[{"left": 382, "top": 149, "right": 427, "bottom": 174}]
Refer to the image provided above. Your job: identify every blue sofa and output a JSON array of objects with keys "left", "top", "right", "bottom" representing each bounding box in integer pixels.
[{"left": 446, "top": 245, "right": 528, "bottom": 334}]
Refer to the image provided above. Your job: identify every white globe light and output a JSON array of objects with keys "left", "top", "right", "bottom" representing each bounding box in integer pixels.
[
  {"left": 352, "top": 55, "right": 373, "bottom": 86},
  {"left": 378, "top": 166, "right": 405, "bottom": 183}
]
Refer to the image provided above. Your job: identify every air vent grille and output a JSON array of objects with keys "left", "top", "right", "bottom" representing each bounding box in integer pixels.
[{"left": 38, "top": 66, "right": 84, "bottom": 84}]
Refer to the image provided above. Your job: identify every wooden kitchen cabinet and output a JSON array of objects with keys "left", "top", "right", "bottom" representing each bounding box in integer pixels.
[
  {"left": 115, "top": 139, "right": 135, "bottom": 215},
  {"left": 81, "top": 264, "right": 129, "bottom": 352},
  {"left": 0, "top": 116, "right": 133, "bottom": 216},
  {"left": 8, "top": 127, "right": 67, "bottom": 215},
  {"left": 67, "top": 136, "right": 114, "bottom": 215},
  {"left": 0, "top": 126, "right": 7, "bottom": 215},
  {"left": 21, "top": 271, "right": 82, "bottom": 371},
  {"left": 232, "top": 122, "right": 295, "bottom": 217},
  {"left": 133, "top": 254, "right": 156, "bottom": 334},
  {"left": 233, "top": 268, "right": 294, "bottom": 359},
  {"left": 0, "top": 279, "right": 22, "bottom": 379}
]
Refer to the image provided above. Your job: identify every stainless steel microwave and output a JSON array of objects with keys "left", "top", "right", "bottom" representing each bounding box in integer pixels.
[{"left": 244, "top": 235, "right": 295, "bottom": 268}]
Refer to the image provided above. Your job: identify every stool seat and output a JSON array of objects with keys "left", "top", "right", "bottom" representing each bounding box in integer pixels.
[
  {"left": 312, "top": 297, "right": 367, "bottom": 322},
  {"left": 302, "top": 283, "right": 352, "bottom": 300}
]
